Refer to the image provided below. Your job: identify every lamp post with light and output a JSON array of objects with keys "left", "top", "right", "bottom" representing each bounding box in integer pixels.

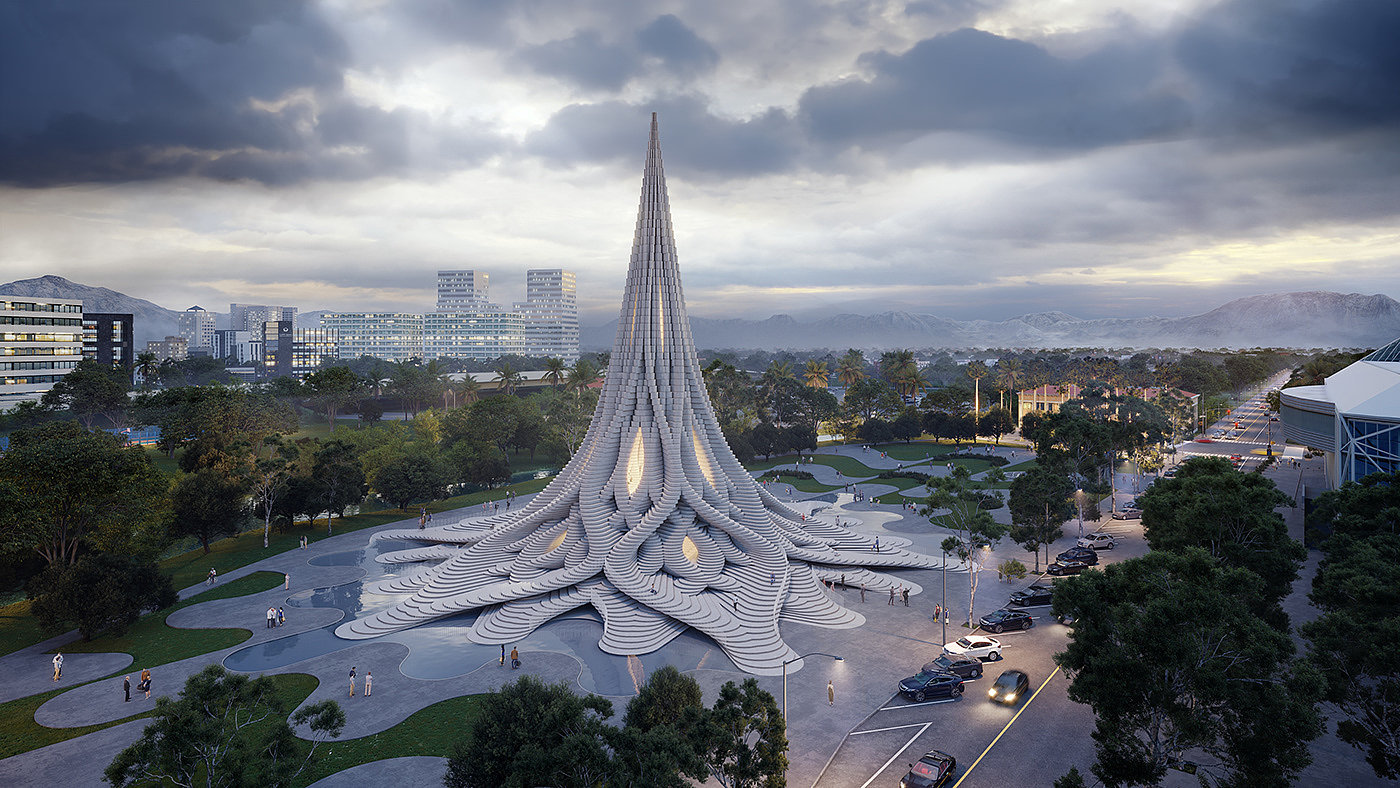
[{"left": 781, "top": 652, "right": 843, "bottom": 780}]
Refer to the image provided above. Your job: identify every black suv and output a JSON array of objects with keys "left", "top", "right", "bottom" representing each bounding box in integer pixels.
[
  {"left": 1056, "top": 547, "right": 1099, "bottom": 566},
  {"left": 898, "top": 671, "right": 965, "bottom": 702},
  {"left": 900, "top": 749, "right": 957, "bottom": 788},
  {"left": 920, "top": 654, "right": 984, "bottom": 680},
  {"left": 978, "top": 609, "right": 1033, "bottom": 633},
  {"left": 1008, "top": 585, "right": 1054, "bottom": 607}
]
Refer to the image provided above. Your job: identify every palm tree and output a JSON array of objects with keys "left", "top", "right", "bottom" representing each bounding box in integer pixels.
[
  {"left": 836, "top": 350, "right": 866, "bottom": 388},
  {"left": 966, "top": 360, "right": 989, "bottom": 433},
  {"left": 459, "top": 375, "right": 482, "bottom": 406},
  {"left": 895, "top": 366, "right": 931, "bottom": 399},
  {"left": 134, "top": 351, "right": 160, "bottom": 389},
  {"left": 803, "top": 360, "right": 830, "bottom": 389},
  {"left": 881, "top": 350, "right": 917, "bottom": 386},
  {"left": 494, "top": 361, "right": 524, "bottom": 395},
  {"left": 566, "top": 359, "right": 599, "bottom": 395},
  {"left": 543, "top": 357, "right": 568, "bottom": 389},
  {"left": 997, "top": 358, "right": 1022, "bottom": 411}
]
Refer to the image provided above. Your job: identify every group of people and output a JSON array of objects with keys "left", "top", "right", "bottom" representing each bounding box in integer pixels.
[
  {"left": 500, "top": 644, "right": 520, "bottom": 669},
  {"left": 265, "top": 606, "right": 285, "bottom": 628},
  {"left": 121, "top": 669, "right": 152, "bottom": 701},
  {"left": 349, "top": 666, "right": 371, "bottom": 697},
  {"left": 418, "top": 507, "right": 434, "bottom": 529}
]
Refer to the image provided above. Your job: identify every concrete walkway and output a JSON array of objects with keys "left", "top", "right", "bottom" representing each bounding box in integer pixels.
[
  {"left": 307, "top": 756, "right": 448, "bottom": 787},
  {"left": 0, "top": 630, "right": 133, "bottom": 705}
]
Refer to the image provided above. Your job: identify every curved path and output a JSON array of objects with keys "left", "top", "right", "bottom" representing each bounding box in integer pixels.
[{"left": 307, "top": 756, "right": 448, "bottom": 787}]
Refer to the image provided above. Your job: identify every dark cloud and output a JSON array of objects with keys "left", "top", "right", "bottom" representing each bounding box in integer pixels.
[
  {"left": 0, "top": 1, "right": 500, "bottom": 187},
  {"left": 526, "top": 96, "right": 796, "bottom": 177},
  {"left": 516, "top": 15, "right": 718, "bottom": 92}
]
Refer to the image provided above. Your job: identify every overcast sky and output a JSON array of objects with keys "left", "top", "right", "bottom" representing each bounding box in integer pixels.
[{"left": 1, "top": 0, "right": 1397, "bottom": 324}]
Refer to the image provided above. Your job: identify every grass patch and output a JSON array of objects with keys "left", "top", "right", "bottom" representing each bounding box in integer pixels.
[
  {"left": 0, "top": 670, "right": 315, "bottom": 763},
  {"left": 0, "top": 600, "right": 47, "bottom": 659},
  {"left": 759, "top": 473, "right": 841, "bottom": 493},
  {"left": 295, "top": 693, "right": 486, "bottom": 786}
]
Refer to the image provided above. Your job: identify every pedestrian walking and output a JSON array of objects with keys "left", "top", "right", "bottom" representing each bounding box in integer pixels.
[
  {"left": 266, "top": 607, "right": 276, "bottom": 628},
  {"left": 365, "top": 671, "right": 372, "bottom": 696},
  {"left": 52, "top": 652, "right": 62, "bottom": 681},
  {"left": 874, "top": 537, "right": 880, "bottom": 553},
  {"left": 284, "top": 573, "right": 290, "bottom": 590},
  {"left": 902, "top": 587, "right": 910, "bottom": 606},
  {"left": 277, "top": 607, "right": 285, "bottom": 627},
  {"left": 123, "top": 675, "right": 130, "bottom": 702},
  {"left": 141, "top": 668, "right": 151, "bottom": 699},
  {"left": 500, "top": 644, "right": 506, "bottom": 666},
  {"left": 510, "top": 647, "right": 520, "bottom": 669},
  {"left": 840, "top": 574, "right": 846, "bottom": 589},
  {"left": 933, "top": 604, "right": 942, "bottom": 622},
  {"left": 828, "top": 680, "right": 835, "bottom": 706},
  {"left": 888, "top": 587, "right": 895, "bottom": 605},
  {"left": 349, "top": 666, "right": 356, "bottom": 697},
  {"left": 860, "top": 583, "right": 866, "bottom": 602}
]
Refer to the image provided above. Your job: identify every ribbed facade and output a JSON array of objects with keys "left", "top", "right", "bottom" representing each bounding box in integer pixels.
[
  {"left": 0, "top": 297, "right": 84, "bottom": 402},
  {"left": 320, "top": 313, "right": 425, "bottom": 361}
]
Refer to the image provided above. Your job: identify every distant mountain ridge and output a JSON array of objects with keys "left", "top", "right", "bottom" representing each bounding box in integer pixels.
[
  {"left": 582, "top": 291, "right": 1400, "bottom": 351},
  {"left": 4, "top": 277, "right": 1395, "bottom": 352}
]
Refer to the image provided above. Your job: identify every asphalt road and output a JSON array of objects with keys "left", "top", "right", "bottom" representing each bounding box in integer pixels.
[{"left": 1176, "top": 370, "right": 1292, "bottom": 471}]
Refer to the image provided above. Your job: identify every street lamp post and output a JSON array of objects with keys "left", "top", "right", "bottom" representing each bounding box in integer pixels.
[
  {"left": 941, "top": 548, "right": 948, "bottom": 645},
  {"left": 782, "top": 652, "right": 843, "bottom": 783},
  {"left": 1075, "top": 489, "right": 1084, "bottom": 538}
]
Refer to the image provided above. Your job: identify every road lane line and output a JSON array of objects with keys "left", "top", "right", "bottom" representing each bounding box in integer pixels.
[
  {"left": 851, "top": 722, "right": 935, "bottom": 736},
  {"left": 857, "top": 722, "right": 932, "bottom": 788},
  {"left": 949, "top": 666, "right": 1061, "bottom": 788},
  {"left": 877, "top": 697, "right": 960, "bottom": 711}
]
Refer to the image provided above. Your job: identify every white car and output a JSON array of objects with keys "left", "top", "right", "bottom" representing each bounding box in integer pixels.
[
  {"left": 943, "top": 635, "right": 1002, "bottom": 661},
  {"left": 1077, "top": 532, "right": 1117, "bottom": 550}
]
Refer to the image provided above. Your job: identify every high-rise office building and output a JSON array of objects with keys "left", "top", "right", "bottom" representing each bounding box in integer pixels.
[
  {"left": 436, "top": 270, "right": 491, "bottom": 310},
  {"left": 145, "top": 336, "right": 189, "bottom": 362},
  {"left": 178, "top": 305, "right": 216, "bottom": 350},
  {"left": 423, "top": 308, "right": 525, "bottom": 360},
  {"left": 514, "top": 269, "right": 578, "bottom": 361},
  {"left": 212, "top": 329, "right": 260, "bottom": 364},
  {"left": 262, "top": 321, "right": 337, "bottom": 379},
  {"left": 1, "top": 297, "right": 84, "bottom": 404},
  {"left": 319, "top": 313, "right": 424, "bottom": 361},
  {"left": 230, "top": 303, "right": 298, "bottom": 333},
  {"left": 82, "top": 313, "right": 135, "bottom": 375}
]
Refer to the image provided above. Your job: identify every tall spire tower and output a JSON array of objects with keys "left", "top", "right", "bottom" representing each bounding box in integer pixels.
[{"left": 338, "top": 114, "right": 939, "bottom": 674}]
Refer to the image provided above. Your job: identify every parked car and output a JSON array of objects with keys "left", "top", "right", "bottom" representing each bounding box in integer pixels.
[
  {"left": 987, "top": 670, "right": 1030, "bottom": 705},
  {"left": 1163, "top": 468, "right": 1178, "bottom": 478},
  {"left": 898, "top": 670, "right": 965, "bottom": 702},
  {"left": 921, "top": 654, "right": 984, "bottom": 680},
  {"left": 1111, "top": 508, "right": 1141, "bottom": 520},
  {"left": 1046, "top": 560, "right": 1090, "bottom": 576},
  {"left": 1007, "top": 585, "right": 1055, "bottom": 607},
  {"left": 1077, "top": 533, "right": 1117, "bottom": 550},
  {"left": 1195, "top": 437, "right": 1214, "bottom": 443},
  {"left": 979, "top": 609, "right": 1033, "bottom": 633},
  {"left": 1056, "top": 548, "right": 1098, "bottom": 565},
  {"left": 899, "top": 750, "right": 957, "bottom": 788},
  {"left": 942, "top": 635, "right": 1003, "bottom": 661}
]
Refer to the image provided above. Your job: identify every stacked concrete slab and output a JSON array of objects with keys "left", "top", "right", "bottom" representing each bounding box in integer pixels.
[{"left": 337, "top": 114, "right": 939, "bottom": 674}]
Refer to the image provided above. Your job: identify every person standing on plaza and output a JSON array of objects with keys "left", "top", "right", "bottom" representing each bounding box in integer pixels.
[
  {"left": 141, "top": 668, "right": 151, "bottom": 699},
  {"left": 365, "top": 671, "right": 372, "bottom": 696},
  {"left": 277, "top": 607, "right": 285, "bottom": 626},
  {"left": 888, "top": 587, "right": 895, "bottom": 605},
  {"left": 52, "top": 652, "right": 62, "bottom": 681},
  {"left": 123, "top": 675, "right": 131, "bottom": 702},
  {"left": 510, "top": 647, "right": 520, "bottom": 669},
  {"left": 500, "top": 644, "right": 506, "bottom": 666},
  {"left": 349, "top": 666, "right": 356, "bottom": 697},
  {"left": 860, "top": 583, "right": 866, "bottom": 602},
  {"left": 933, "top": 604, "right": 942, "bottom": 622},
  {"left": 284, "top": 573, "right": 290, "bottom": 590},
  {"left": 827, "top": 680, "right": 835, "bottom": 706}
]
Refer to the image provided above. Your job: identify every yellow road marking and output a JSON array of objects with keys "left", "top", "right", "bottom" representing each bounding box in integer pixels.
[{"left": 950, "top": 667, "right": 1061, "bottom": 788}]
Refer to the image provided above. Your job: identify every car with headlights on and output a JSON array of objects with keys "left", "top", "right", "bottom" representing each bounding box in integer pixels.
[
  {"left": 899, "top": 749, "right": 957, "bottom": 788},
  {"left": 942, "top": 635, "right": 1002, "bottom": 661},
  {"left": 986, "top": 669, "right": 1030, "bottom": 705},
  {"left": 978, "top": 608, "right": 1033, "bottom": 633},
  {"left": 897, "top": 670, "right": 965, "bottom": 702}
]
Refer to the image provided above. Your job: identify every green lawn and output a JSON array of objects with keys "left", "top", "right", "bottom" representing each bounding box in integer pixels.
[
  {"left": 294, "top": 693, "right": 486, "bottom": 786},
  {"left": 759, "top": 473, "right": 841, "bottom": 493}
]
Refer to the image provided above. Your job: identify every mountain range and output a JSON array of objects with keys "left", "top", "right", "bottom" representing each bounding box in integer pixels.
[{"left": 3, "top": 276, "right": 1396, "bottom": 352}]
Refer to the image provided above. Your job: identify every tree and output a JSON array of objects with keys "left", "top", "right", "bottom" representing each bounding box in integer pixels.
[
  {"left": 493, "top": 360, "right": 524, "bottom": 395},
  {"left": 843, "top": 377, "right": 902, "bottom": 422},
  {"left": 171, "top": 467, "right": 250, "bottom": 554},
  {"left": 1301, "top": 471, "right": 1400, "bottom": 779},
  {"left": 965, "top": 360, "right": 990, "bottom": 426},
  {"left": 105, "top": 664, "right": 344, "bottom": 788},
  {"left": 1008, "top": 464, "right": 1074, "bottom": 571},
  {"left": 802, "top": 360, "right": 829, "bottom": 389},
  {"left": 1053, "top": 549, "right": 1321, "bottom": 787},
  {"left": 566, "top": 359, "right": 600, "bottom": 395},
  {"left": 249, "top": 438, "right": 297, "bottom": 549},
  {"left": 374, "top": 448, "right": 451, "bottom": 510},
  {"left": 924, "top": 466, "right": 1010, "bottom": 627},
  {"left": 543, "top": 357, "right": 568, "bottom": 388},
  {"left": 981, "top": 406, "right": 1016, "bottom": 444},
  {"left": 891, "top": 408, "right": 923, "bottom": 442},
  {"left": 29, "top": 553, "right": 176, "bottom": 640},
  {"left": 134, "top": 351, "right": 160, "bottom": 389},
  {"left": 303, "top": 366, "right": 365, "bottom": 433},
  {"left": 1136, "top": 456, "right": 1303, "bottom": 606},
  {"left": 444, "top": 675, "right": 614, "bottom": 788},
  {"left": 0, "top": 421, "right": 169, "bottom": 568},
  {"left": 312, "top": 440, "right": 366, "bottom": 531},
  {"left": 835, "top": 349, "right": 866, "bottom": 388},
  {"left": 40, "top": 358, "right": 132, "bottom": 429},
  {"left": 460, "top": 395, "right": 522, "bottom": 463},
  {"left": 623, "top": 665, "right": 704, "bottom": 731},
  {"left": 698, "top": 678, "right": 788, "bottom": 788}
]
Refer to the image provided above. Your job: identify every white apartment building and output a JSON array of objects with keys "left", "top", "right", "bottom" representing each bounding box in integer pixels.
[
  {"left": 1, "top": 297, "right": 84, "bottom": 405},
  {"left": 424, "top": 308, "right": 526, "bottom": 360},
  {"left": 212, "top": 329, "right": 261, "bottom": 364},
  {"left": 436, "top": 270, "right": 491, "bottom": 310},
  {"left": 319, "top": 313, "right": 424, "bottom": 361},
  {"left": 513, "top": 268, "right": 579, "bottom": 361},
  {"left": 229, "top": 303, "right": 298, "bottom": 334},
  {"left": 177, "top": 305, "right": 216, "bottom": 351}
]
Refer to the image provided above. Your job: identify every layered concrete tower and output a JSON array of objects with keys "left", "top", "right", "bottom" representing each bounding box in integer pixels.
[{"left": 337, "top": 115, "right": 940, "bottom": 674}]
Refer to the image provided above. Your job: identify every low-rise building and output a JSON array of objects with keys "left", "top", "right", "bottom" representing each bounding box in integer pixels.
[
  {"left": 1280, "top": 337, "right": 1400, "bottom": 487},
  {"left": 145, "top": 335, "right": 189, "bottom": 362},
  {"left": 1, "top": 297, "right": 85, "bottom": 404},
  {"left": 1017, "top": 383, "right": 1200, "bottom": 426}
]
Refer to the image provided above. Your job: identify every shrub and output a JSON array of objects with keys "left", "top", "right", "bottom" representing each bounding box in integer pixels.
[{"left": 29, "top": 553, "right": 177, "bottom": 640}]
